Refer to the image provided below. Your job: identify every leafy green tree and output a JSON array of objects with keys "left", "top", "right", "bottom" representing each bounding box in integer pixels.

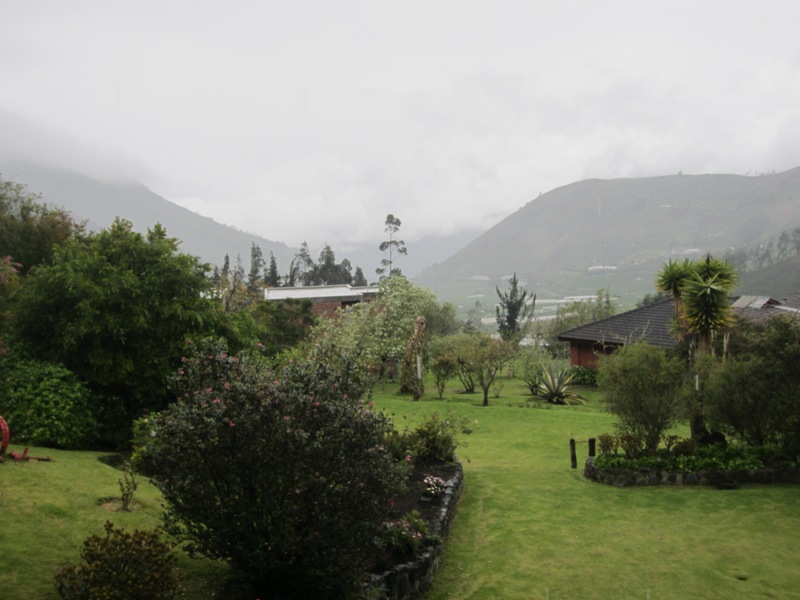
[
  {"left": 264, "top": 251, "right": 281, "bottom": 287},
  {"left": 704, "top": 315, "right": 800, "bottom": 452},
  {"left": 453, "top": 331, "right": 516, "bottom": 406},
  {"left": 308, "top": 276, "right": 438, "bottom": 388},
  {"left": 496, "top": 273, "right": 534, "bottom": 341},
  {"left": 0, "top": 177, "right": 84, "bottom": 275},
  {"left": 682, "top": 255, "right": 738, "bottom": 355},
  {"left": 0, "top": 256, "right": 19, "bottom": 356},
  {"left": 144, "top": 341, "right": 406, "bottom": 598},
  {"left": 287, "top": 241, "right": 314, "bottom": 286},
  {"left": 10, "top": 219, "right": 217, "bottom": 444},
  {"left": 424, "top": 301, "right": 461, "bottom": 336},
  {"left": 246, "top": 242, "right": 265, "bottom": 295},
  {"left": 597, "top": 342, "right": 685, "bottom": 452},
  {"left": 427, "top": 336, "right": 460, "bottom": 399},
  {"left": 352, "top": 266, "right": 368, "bottom": 287},
  {"left": 249, "top": 298, "right": 315, "bottom": 356},
  {"left": 656, "top": 254, "right": 738, "bottom": 440},
  {"left": 304, "top": 244, "right": 355, "bottom": 286},
  {"left": 376, "top": 213, "right": 407, "bottom": 279}
]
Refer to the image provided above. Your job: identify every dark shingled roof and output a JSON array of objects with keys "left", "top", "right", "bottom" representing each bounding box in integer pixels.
[{"left": 557, "top": 298, "right": 677, "bottom": 349}]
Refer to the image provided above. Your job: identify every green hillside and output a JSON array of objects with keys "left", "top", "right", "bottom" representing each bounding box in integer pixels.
[
  {"left": 417, "top": 168, "right": 800, "bottom": 309},
  {"left": 739, "top": 255, "right": 800, "bottom": 299}
]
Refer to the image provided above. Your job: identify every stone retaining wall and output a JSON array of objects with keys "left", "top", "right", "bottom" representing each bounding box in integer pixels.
[
  {"left": 369, "top": 461, "right": 464, "bottom": 600},
  {"left": 584, "top": 456, "right": 800, "bottom": 487}
]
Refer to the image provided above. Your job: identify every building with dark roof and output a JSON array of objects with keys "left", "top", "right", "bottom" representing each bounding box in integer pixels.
[
  {"left": 558, "top": 294, "right": 800, "bottom": 369},
  {"left": 557, "top": 298, "right": 677, "bottom": 369}
]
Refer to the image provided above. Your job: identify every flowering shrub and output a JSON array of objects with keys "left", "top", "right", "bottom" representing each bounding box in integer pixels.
[
  {"left": 423, "top": 475, "right": 447, "bottom": 498},
  {"left": 382, "top": 510, "right": 436, "bottom": 558},
  {"left": 144, "top": 339, "right": 407, "bottom": 599}
]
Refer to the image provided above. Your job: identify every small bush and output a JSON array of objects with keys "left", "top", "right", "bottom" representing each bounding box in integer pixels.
[
  {"left": 569, "top": 366, "right": 598, "bottom": 387},
  {"left": 147, "top": 340, "right": 407, "bottom": 598},
  {"left": 597, "top": 342, "right": 684, "bottom": 452},
  {"left": 54, "top": 521, "right": 177, "bottom": 600},
  {"left": 0, "top": 359, "right": 96, "bottom": 449},
  {"left": 381, "top": 510, "right": 437, "bottom": 558},
  {"left": 597, "top": 433, "right": 619, "bottom": 456},
  {"left": 408, "top": 411, "right": 471, "bottom": 463},
  {"left": 618, "top": 433, "right": 643, "bottom": 459}
]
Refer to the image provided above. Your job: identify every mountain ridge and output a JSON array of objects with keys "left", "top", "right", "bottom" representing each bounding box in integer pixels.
[{"left": 417, "top": 167, "right": 800, "bottom": 308}]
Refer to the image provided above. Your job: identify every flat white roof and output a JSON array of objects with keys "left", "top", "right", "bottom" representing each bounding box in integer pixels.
[{"left": 264, "top": 285, "right": 379, "bottom": 301}]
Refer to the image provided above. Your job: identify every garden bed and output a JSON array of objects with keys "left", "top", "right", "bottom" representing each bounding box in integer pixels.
[
  {"left": 368, "top": 460, "right": 463, "bottom": 600},
  {"left": 584, "top": 456, "right": 800, "bottom": 487}
]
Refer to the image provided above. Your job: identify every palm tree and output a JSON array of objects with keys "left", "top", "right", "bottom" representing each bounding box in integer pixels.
[
  {"left": 655, "top": 258, "right": 693, "bottom": 320},
  {"left": 678, "top": 254, "right": 738, "bottom": 440},
  {"left": 682, "top": 270, "right": 738, "bottom": 355}
]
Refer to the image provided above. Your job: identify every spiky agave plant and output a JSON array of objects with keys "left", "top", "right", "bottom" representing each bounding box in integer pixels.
[{"left": 536, "top": 365, "right": 586, "bottom": 405}]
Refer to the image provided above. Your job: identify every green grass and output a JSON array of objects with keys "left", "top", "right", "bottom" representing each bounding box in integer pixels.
[
  {"left": 374, "top": 376, "right": 800, "bottom": 600},
  {"left": 0, "top": 448, "right": 229, "bottom": 599},
  {"left": 3, "top": 376, "right": 800, "bottom": 599}
]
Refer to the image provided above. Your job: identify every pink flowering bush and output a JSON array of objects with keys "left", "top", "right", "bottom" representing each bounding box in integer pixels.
[
  {"left": 142, "top": 338, "right": 407, "bottom": 599},
  {"left": 382, "top": 510, "right": 436, "bottom": 558}
]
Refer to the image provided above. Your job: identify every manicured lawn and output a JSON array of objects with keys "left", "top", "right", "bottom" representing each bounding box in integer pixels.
[
  {"left": 0, "top": 448, "right": 229, "bottom": 599},
  {"left": 374, "top": 377, "right": 800, "bottom": 600},
  {"left": 3, "top": 375, "right": 799, "bottom": 599}
]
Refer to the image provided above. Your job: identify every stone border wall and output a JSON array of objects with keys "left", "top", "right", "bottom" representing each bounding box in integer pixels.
[
  {"left": 369, "top": 461, "right": 464, "bottom": 600},
  {"left": 584, "top": 456, "right": 800, "bottom": 487}
]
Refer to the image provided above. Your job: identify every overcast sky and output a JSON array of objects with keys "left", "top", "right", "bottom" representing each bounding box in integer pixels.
[{"left": 2, "top": 1, "right": 800, "bottom": 251}]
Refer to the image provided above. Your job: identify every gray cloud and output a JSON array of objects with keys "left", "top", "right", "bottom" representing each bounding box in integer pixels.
[{"left": 2, "top": 1, "right": 800, "bottom": 249}]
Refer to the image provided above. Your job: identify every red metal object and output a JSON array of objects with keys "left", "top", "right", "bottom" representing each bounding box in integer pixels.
[
  {"left": 0, "top": 416, "right": 9, "bottom": 460},
  {"left": 0, "top": 416, "right": 51, "bottom": 463}
]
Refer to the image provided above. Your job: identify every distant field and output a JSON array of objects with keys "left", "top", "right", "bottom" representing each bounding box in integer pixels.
[{"left": 3, "top": 376, "right": 799, "bottom": 599}]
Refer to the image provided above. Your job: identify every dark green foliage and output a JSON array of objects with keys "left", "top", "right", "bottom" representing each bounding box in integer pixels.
[
  {"left": 144, "top": 340, "right": 407, "bottom": 598},
  {"left": 568, "top": 365, "right": 597, "bottom": 386},
  {"left": 381, "top": 510, "right": 435, "bottom": 559},
  {"left": 593, "top": 438, "right": 774, "bottom": 472},
  {"left": 0, "top": 358, "right": 95, "bottom": 448},
  {"left": 704, "top": 315, "right": 800, "bottom": 453},
  {"left": 246, "top": 242, "right": 265, "bottom": 294},
  {"left": 264, "top": 251, "right": 281, "bottom": 287},
  {"left": 383, "top": 411, "right": 471, "bottom": 465},
  {"left": 249, "top": 298, "right": 315, "bottom": 356},
  {"left": 451, "top": 331, "right": 516, "bottom": 406},
  {"left": 54, "top": 521, "right": 178, "bottom": 600},
  {"left": 427, "top": 336, "right": 460, "bottom": 399},
  {"left": 495, "top": 273, "right": 534, "bottom": 341},
  {"left": 407, "top": 411, "right": 471, "bottom": 463},
  {"left": 597, "top": 342, "right": 684, "bottom": 452},
  {"left": 0, "top": 255, "right": 17, "bottom": 356},
  {"left": 287, "top": 242, "right": 358, "bottom": 286},
  {"left": 0, "top": 177, "right": 84, "bottom": 275},
  {"left": 10, "top": 219, "right": 217, "bottom": 445}
]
